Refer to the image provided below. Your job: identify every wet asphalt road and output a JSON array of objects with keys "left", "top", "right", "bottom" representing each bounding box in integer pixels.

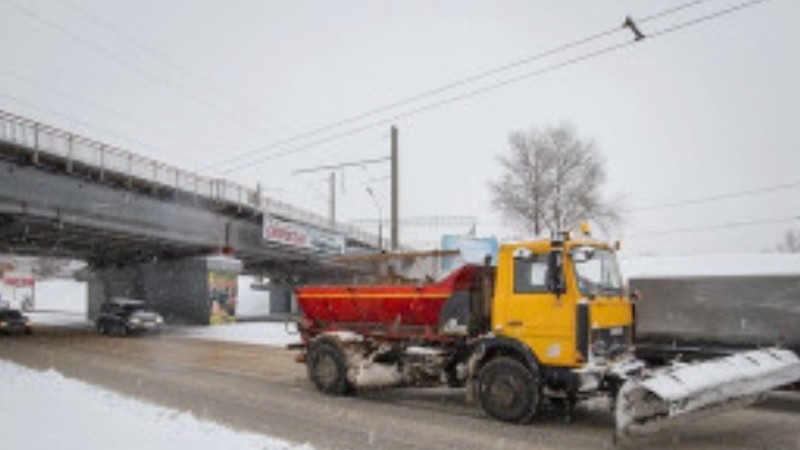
[{"left": 1, "top": 325, "right": 799, "bottom": 450}]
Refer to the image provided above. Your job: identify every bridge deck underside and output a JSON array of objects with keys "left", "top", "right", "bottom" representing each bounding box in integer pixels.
[{"left": 0, "top": 143, "right": 365, "bottom": 280}]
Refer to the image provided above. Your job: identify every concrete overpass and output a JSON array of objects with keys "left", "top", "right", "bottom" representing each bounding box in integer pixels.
[{"left": 0, "top": 110, "right": 380, "bottom": 323}]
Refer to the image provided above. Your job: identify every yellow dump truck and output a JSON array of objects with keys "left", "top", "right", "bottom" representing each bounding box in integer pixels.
[{"left": 295, "top": 228, "right": 800, "bottom": 438}]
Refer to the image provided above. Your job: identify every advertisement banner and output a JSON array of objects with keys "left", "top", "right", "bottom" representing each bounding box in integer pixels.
[
  {"left": 263, "top": 215, "right": 345, "bottom": 254},
  {"left": 208, "top": 271, "right": 237, "bottom": 325}
]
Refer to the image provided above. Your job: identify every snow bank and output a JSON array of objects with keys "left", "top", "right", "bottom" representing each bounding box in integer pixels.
[
  {"left": 0, "top": 360, "right": 313, "bottom": 450},
  {"left": 19, "top": 277, "right": 270, "bottom": 317},
  {"left": 174, "top": 321, "right": 301, "bottom": 348}
]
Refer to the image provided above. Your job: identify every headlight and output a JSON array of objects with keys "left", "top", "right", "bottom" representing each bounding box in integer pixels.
[
  {"left": 129, "top": 318, "right": 141, "bottom": 324},
  {"left": 591, "top": 338, "right": 609, "bottom": 360}
]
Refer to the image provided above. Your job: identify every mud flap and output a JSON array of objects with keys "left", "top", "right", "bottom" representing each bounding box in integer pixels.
[{"left": 615, "top": 348, "right": 800, "bottom": 438}]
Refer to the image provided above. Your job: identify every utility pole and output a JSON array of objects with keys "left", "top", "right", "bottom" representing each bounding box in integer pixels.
[
  {"left": 390, "top": 125, "right": 399, "bottom": 250},
  {"left": 329, "top": 172, "right": 336, "bottom": 226},
  {"left": 366, "top": 187, "right": 382, "bottom": 250}
]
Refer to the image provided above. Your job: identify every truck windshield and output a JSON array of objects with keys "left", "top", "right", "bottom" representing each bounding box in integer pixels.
[{"left": 572, "top": 247, "right": 622, "bottom": 296}]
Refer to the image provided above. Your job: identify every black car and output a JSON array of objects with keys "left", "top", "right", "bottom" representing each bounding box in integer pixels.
[
  {"left": 95, "top": 298, "right": 164, "bottom": 336},
  {"left": 0, "top": 308, "right": 32, "bottom": 335}
]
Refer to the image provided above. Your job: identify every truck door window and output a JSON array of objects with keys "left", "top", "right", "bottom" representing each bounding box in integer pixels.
[{"left": 513, "top": 254, "right": 549, "bottom": 293}]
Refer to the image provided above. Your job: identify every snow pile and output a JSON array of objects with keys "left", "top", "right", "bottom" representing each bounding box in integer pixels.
[
  {"left": 28, "top": 310, "right": 90, "bottom": 328},
  {"left": 620, "top": 253, "right": 800, "bottom": 280},
  {"left": 0, "top": 360, "right": 313, "bottom": 450},
  {"left": 174, "top": 321, "right": 301, "bottom": 348}
]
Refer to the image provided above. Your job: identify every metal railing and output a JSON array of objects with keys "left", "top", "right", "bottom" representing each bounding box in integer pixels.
[{"left": 0, "top": 109, "right": 377, "bottom": 245}]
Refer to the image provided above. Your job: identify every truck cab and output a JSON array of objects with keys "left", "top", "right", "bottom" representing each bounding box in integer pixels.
[{"left": 491, "top": 235, "right": 633, "bottom": 369}]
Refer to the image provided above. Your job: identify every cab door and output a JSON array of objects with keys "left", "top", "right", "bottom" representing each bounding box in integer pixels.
[{"left": 499, "top": 250, "right": 575, "bottom": 367}]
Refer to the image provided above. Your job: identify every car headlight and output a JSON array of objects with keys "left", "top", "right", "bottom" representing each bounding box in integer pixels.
[
  {"left": 155, "top": 316, "right": 163, "bottom": 324},
  {"left": 130, "top": 318, "right": 141, "bottom": 324}
]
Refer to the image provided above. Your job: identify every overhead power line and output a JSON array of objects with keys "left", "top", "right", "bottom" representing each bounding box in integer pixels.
[
  {"left": 0, "top": 68, "right": 223, "bottom": 152},
  {"left": 0, "top": 91, "right": 177, "bottom": 156},
  {"left": 209, "top": 0, "right": 719, "bottom": 172},
  {"left": 1, "top": 0, "right": 282, "bottom": 140},
  {"left": 214, "top": 0, "right": 775, "bottom": 174},
  {"left": 648, "top": 0, "right": 773, "bottom": 38},
  {"left": 628, "top": 214, "right": 800, "bottom": 238},
  {"left": 623, "top": 179, "right": 800, "bottom": 214},
  {"left": 58, "top": 0, "right": 292, "bottom": 137},
  {"left": 292, "top": 156, "right": 390, "bottom": 175}
]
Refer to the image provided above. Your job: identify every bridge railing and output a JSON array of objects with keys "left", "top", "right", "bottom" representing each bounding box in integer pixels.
[{"left": 0, "top": 110, "right": 378, "bottom": 246}]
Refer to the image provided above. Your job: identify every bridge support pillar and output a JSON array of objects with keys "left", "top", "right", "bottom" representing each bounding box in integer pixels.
[
  {"left": 85, "top": 255, "right": 242, "bottom": 325},
  {"left": 267, "top": 280, "right": 298, "bottom": 316}
]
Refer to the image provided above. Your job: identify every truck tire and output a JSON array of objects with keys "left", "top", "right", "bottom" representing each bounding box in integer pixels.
[
  {"left": 307, "top": 340, "right": 352, "bottom": 396},
  {"left": 477, "top": 356, "right": 539, "bottom": 423}
]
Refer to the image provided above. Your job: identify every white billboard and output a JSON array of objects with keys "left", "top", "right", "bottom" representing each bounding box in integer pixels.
[{"left": 262, "top": 215, "right": 345, "bottom": 254}]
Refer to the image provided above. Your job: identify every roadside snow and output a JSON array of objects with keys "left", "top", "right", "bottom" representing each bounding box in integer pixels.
[
  {"left": 0, "top": 360, "right": 313, "bottom": 450},
  {"left": 173, "top": 321, "right": 302, "bottom": 348},
  {"left": 28, "top": 310, "right": 90, "bottom": 328}
]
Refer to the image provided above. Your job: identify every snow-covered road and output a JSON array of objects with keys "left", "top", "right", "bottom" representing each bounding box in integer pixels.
[{"left": 0, "top": 359, "right": 313, "bottom": 450}]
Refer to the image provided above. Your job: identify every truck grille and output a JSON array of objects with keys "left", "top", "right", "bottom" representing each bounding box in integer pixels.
[{"left": 591, "top": 326, "right": 632, "bottom": 361}]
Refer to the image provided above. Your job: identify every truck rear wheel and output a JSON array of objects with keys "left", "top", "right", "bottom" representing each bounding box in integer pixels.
[
  {"left": 477, "top": 356, "right": 539, "bottom": 423},
  {"left": 307, "top": 340, "right": 352, "bottom": 396}
]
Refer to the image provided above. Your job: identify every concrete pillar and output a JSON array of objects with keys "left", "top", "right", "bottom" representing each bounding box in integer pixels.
[
  {"left": 268, "top": 281, "right": 297, "bottom": 316},
  {"left": 85, "top": 255, "right": 242, "bottom": 325}
]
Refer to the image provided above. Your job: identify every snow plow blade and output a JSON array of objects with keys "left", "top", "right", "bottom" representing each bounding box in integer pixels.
[{"left": 615, "top": 348, "right": 800, "bottom": 438}]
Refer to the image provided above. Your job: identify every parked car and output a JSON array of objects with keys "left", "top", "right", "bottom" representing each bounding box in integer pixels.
[
  {"left": 95, "top": 298, "right": 163, "bottom": 336},
  {"left": 0, "top": 308, "right": 32, "bottom": 335}
]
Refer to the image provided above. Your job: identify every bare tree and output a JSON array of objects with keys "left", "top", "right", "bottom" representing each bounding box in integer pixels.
[
  {"left": 489, "top": 124, "right": 620, "bottom": 236},
  {"left": 775, "top": 229, "right": 800, "bottom": 253}
]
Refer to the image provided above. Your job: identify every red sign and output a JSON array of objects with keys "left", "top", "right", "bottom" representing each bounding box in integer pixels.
[{"left": 3, "top": 276, "right": 34, "bottom": 287}]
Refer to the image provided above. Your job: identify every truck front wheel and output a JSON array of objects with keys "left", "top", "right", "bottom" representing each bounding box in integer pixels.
[
  {"left": 307, "top": 340, "right": 352, "bottom": 396},
  {"left": 477, "top": 356, "right": 539, "bottom": 423}
]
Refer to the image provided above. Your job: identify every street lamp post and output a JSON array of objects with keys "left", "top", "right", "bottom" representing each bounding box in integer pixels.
[{"left": 366, "top": 187, "right": 383, "bottom": 251}]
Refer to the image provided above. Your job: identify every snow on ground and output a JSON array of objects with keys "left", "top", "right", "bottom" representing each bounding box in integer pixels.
[
  {"left": 12, "top": 277, "right": 295, "bottom": 347},
  {"left": 0, "top": 360, "right": 313, "bottom": 450},
  {"left": 173, "top": 321, "right": 302, "bottom": 348},
  {"left": 28, "top": 310, "right": 91, "bottom": 328},
  {"left": 17, "top": 276, "right": 271, "bottom": 318}
]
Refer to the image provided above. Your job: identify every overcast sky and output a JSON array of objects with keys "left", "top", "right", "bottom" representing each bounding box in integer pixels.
[{"left": 0, "top": 0, "right": 798, "bottom": 255}]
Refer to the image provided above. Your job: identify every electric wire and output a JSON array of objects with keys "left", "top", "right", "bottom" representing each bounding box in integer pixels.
[
  {"left": 0, "top": 91, "right": 179, "bottom": 156},
  {"left": 628, "top": 214, "right": 800, "bottom": 237},
  {"left": 0, "top": 0, "right": 284, "bottom": 140},
  {"left": 215, "top": 0, "right": 775, "bottom": 174},
  {"left": 58, "top": 0, "right": 293, "bottom": 137},
  {"left": 209, "top": 0, "right": 723, "bottom": 172},
  {"left": 0, "top": 68, "right": 224, "bottom": 153},
  {"left": 622, "top": 180, "right": 800, "bottom": 214}
]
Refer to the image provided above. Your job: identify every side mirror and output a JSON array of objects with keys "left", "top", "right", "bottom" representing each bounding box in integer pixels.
[{"left": 547, "top": 250, "right": 566, "bottom": 295}]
